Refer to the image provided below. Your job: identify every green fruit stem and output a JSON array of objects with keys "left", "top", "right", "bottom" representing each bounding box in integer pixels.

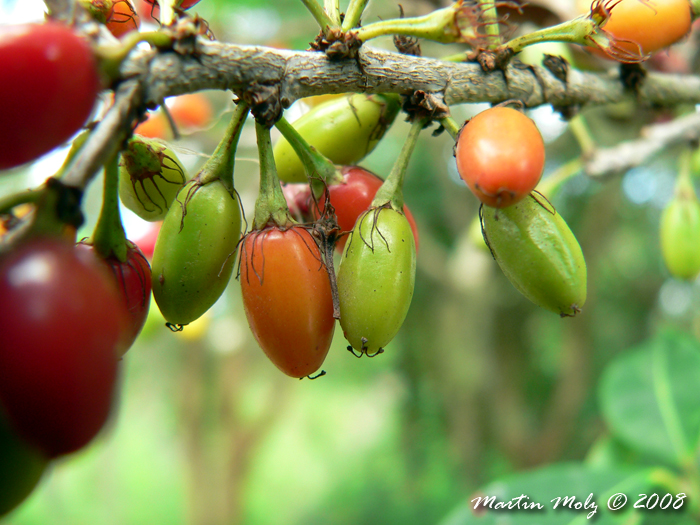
[
  {"left": 0, "top": 189, "right": 41, "bottom": 217},
  {"left": 372, "top": 117, "right": 427, "bottom": 211},
  {"left": 503, "top": 14, "right": 646, "bottom": 63},
  {"left": 97, "top": 31, "right": 173, "bottom": 83},
  {"left": 691, "top": 0, "right": 700, "bottom": 19},
  {"left": 91, "top": 153, "right": 128, "bottom": 262},
  {"left": 324, "top": 0, "right": 341, "bottom": 26},
  {"left": 55, "top": 130, "right": 91, "bottom": 180},
  {"left": 274, "top": 116, "right": 343, "bottom": 198},
  {"left": 477, "top": 0, "right": 501, "bottom": 49},
  {"left": 301, "top": 0, "right": 337, "bottom": 33},
  {"left": 568, "top": 115, "right": 596, "bottom": 157},
  {"left": 536, "top": 157, "right": 583, "bottom": 199},
  {"left": 341, "top": 0, "right": 369, "bottom": 31},
  {"left": 675, "top": 149, "right": 696, "bottom": 199},
  {"left": 438, "top": 116, "right": 461, "bottom": 141},
  {"left": 198, "top": 101, "right": 250, "bottom": 194},
  {"left": 354, "top": 3, "right": 468, "bottom": 44},
  {"left": 253, "top": 122, "right": 293, "bottom": 230}
]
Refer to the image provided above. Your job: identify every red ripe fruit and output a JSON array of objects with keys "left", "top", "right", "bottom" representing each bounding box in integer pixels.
[
  {"left": 455, "top": 107, "right": 545, "bottom": 208},
  {"left": 0, "top": 239, "right": 124, "bottom": 457},
  {"left": 0, "top": 22, "right": 101, "bottom": 170},
  {"left": 240, "top": 227, "right": 335, "bottom": 378},
  {"left": 77, "top": 241, "right": 152, "bottom": 351},
  {"left": 312, "top": 166, "right": 420, "bottom": 252}
]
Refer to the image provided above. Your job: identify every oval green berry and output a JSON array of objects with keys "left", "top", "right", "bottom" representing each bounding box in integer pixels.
[
  {"left": 151, "top": 179, "right": 242, "bottom": 326},
  {"left": 480, "top": 194, "right": 587, "bottom": 317},
  {"left": 337, "top": 207, "right": 416, "bottom": 356},
  {"left": 660, "top": 189, "right": 700, "bottom": 280},
  {"left": 273, "top": 93, "right": 401, "bottom": 183}
]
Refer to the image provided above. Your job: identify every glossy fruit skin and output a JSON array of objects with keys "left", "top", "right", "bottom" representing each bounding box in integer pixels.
[
  {"left": 119, "top": 134, "right": 187, "bottom": 221},
  {"left": 134, "top": 112, "right": 171, "bottom": 140},
  {"left": 151, "top": 179, "right": 242, "bottom": 325},
  {"left": 240, "top": 227, "right": 335, "bottom": 378},
  {"left": 597, "top": 0, "right": 691, "bottom": 57},
  {"left": 81, "top": 0, "right": 140, "bottom": 37},
  {"left": 77, "top": 241, "right": 152, "bottom": 351},
  {"left": 0, "top": 22, "right": 101, "bottom": 170},
  {"left": 273, "top": 93, "right": 401, "bottom": 183},
  {"left": 0, "top": 239, "right": 123, "bottom": 457},
  {"left": 0, "top": 409, "right": 48, "bottom": 517},
  {"left": 281, "top": 182, "right": 314, "bottom": 223},
  {"left": 167, "top": 93, "right": 214, "bottom": 131},
  {"left": 338, "top": 207, "right": 416, "bottom": 356},
  {"left": 481, "top": 194, "right": 587, "bottom": 316},
  {"left": 312, "top": 166, "right": 420, "bottom": 252},
  {"left": 105, "top": 0, "right": 141, "bottom": 37},
  {"left": 660, "top": 192, "right": 700, "bottom": 280},
  {"left": 455, "top": 107, "right": 545, "bottom": 208}
]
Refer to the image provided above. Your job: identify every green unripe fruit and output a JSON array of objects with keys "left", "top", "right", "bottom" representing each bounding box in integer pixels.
[
  {"left": 151, "top": 179, "right": 242, "bottom": 326},
  {"left": 338, "top": 207, "right": 416, "bottom": 356},
  {"left": 273, "top": 93, "right": 401, "bottom": 183},
  {"left": 119, "top": 135, "right": 187, "bottom": 221},
  {"left": 481, "top": 194, "right": 587, "bottom": 317},
  {"left": 660, "top": 188, "right": 700, "bottom": 280},
  {"left": 0, "top": 411, "right": 48, "bottom": 517}
]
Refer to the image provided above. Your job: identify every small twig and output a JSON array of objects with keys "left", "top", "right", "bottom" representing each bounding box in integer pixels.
[
  {"left": 584, "top": 111, "right": 700, "bottom": 179},
  {"left": 61, "top": 79, "right": 144, "bottom": 190}
]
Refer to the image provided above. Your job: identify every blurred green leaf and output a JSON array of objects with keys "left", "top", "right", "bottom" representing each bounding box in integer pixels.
[
  {"left": 439, "top": 463, "right": 658, "bottom": 525},
  {"left": 599, "top": 330, "right": 700, "bottom": 467}
]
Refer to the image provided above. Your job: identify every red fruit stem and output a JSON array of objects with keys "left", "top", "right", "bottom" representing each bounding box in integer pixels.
[
  {"left": 274, "top": 116, "right": 343, "bottom": 198},
  {"left": 253, "top": 122, "right": 294, "bottom": 230},
  {"left": 372, "top": 117, "right": 428, "bottom": 211},
  {"left": 91, "top": 153, "right": 128, "bottom": 262},
  {"left": 198, "top": 100, "right": 250, "bottom": 195}
]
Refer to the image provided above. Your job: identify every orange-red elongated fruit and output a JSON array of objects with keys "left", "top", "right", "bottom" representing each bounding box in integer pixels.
[{"left": 240, "top": 227, "right": 335, "bottom": 378}]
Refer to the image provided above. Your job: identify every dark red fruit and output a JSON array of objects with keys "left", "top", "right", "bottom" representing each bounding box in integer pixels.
[
  {"left": 0, "top": 238, "right": 123, "bottom": 457},
  {"left": 0, "top": 22, "right": 101, "bottom": 170},
  {"left": 77, "top": 240, "right": 152, "bottom": 351}
]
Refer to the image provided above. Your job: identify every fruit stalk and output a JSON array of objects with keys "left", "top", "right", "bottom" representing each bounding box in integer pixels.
[
  {"left": 253, "top": 122, "right": 293, "bottom": 229},
  {"left": 373, "top": 117, "right": 428, "bottom": 211},
  {"left": 342, "top": 0, "right": 369, "bottom": 31},
  {"left": 354, "top": 4, "right": 465, "bottom": 44},
  {"left": 438, "top": 116, "right": 461, "bottom": 140},
  {"left": 274, "top": 116, "right": 342, "bottom": 197},
  {"left": 301, "top": 0, "right": 337, "bottom": 33},
  {"left": 476, "top": 0, "right": 501, "bottom": 49},
  {"left": 198, "top": 101, "right": 250, "bottom": 195},
  {"left": 92, "top": 153, "right": 128, "bottom": 262}
]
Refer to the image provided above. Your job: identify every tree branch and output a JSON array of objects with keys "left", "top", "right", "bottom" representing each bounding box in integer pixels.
[
  {"left": 63, "top": 37, "right": 700, "bottom": 189},
  {"left": 124, "top": 41, "right": 700, "bottom": 109}
]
